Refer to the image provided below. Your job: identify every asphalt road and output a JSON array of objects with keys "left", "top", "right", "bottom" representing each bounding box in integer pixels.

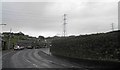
[{"left": 2, "top": 49, "right": 84, "bottom": 69}]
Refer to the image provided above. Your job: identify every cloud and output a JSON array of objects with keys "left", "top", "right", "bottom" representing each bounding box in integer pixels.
[
  {"left": 1, "top": 0, "right": 119, "bottom": 2},
  {"left": 2, "top": 2, "right": 118, "bottom": 37}
]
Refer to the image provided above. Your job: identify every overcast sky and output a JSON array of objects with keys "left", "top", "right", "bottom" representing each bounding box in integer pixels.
[{"left": 1, "top": 0, "right": 119, "bottom": 37}]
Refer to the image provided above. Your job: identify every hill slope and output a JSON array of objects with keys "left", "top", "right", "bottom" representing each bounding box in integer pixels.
[{"left": 50, "top": 30, "right": 120, "bottom": 62}]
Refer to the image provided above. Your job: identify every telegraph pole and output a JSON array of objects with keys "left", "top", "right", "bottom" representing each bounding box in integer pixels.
[
  {"left": 8, "top": 28, "right": 12, "bottom": 49},
  {"left": 63, "top": 14, "right": 67, "bottom": 37},
  {"left": 111, "top": 23, "right": 114, "bottom": 31},
  {"left": 0, "top": 23, "right": 6, "bottom": 50}
]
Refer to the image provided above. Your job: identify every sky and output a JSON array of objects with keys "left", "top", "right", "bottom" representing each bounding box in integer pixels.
[{"left": 1, "top": 0, "right": 119, "bottom": 37}]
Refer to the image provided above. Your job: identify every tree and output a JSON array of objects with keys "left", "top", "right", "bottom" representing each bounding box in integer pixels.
[{"left": 38, "top": 36, "right": 44, "bottom": 40}]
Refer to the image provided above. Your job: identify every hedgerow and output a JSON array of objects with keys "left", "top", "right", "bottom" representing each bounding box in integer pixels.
[{"left": 50, "top": 30, "right": 120, "bottom": 61}]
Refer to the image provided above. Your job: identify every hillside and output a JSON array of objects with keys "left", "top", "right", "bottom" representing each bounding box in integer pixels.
[{"left": 50, "top": 30, "right": 120, "bottom": 62}]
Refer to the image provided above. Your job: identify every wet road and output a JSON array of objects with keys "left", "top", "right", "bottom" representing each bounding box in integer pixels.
[{"left": 2, "top": 49, "right": 83, "bottom": 68}]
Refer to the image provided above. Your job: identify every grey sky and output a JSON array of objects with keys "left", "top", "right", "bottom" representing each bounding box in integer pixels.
[{"left": 2, "top": 1, "right": 118, "bottom": 37}]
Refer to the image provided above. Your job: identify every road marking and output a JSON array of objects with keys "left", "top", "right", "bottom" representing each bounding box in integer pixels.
[
  {"left": 0, "top": 51, "right": 14, "bottom": 59},
  {"left": 25, "top": 59, "right": 31, "bottom": 63},
  {"left": 61, "top": 64, "right": 67, "bottom": 66},
  {"left": 3, "top": 51, "right": 14, "bottom": 57},
  {"left": 25, "top": 58, "right": 38, "bottom": 68},
  {"left": 48, "top": 60, "right": 53, "bottom": 63},
  {"left": 36, "top": 49, "right": 82, "bottom": 68},
  {"left": 22, "top": 50, "right": 39, "bottom": 68},
  {"left": 28, "top": 49, "right": 81, "bottom": 68},
  {"left": 33, "top": 64, "right": 38, "bottom": 67}
]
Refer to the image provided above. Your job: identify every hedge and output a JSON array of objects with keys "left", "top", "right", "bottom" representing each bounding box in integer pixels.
[{"left": 50, "top": 30, "right": 120, "bottom": 61}]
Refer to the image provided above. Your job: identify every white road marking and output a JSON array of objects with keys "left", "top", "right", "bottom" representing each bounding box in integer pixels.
[
  {"left": 23, "top": 50, "right": 39, "bottom": 68},
  {"left": 35, "top": 49, "right": 81, "bottom": 68},
  {"left": 0, "top": 51, "right": 14, "bottom": 59},
  {"left": 24, "top": 49, "right": 81, "bottom": 68},
  {"left": 61, "top": 64, "right": 65, "bottom": 66},
  {"left": 33, "top": 64, "right": 38, "bottom": 67},
  {"left": 25, "top": 58, "right": 38, "bottom": 68},
  {"left": 25, "top": 59, "right": 31, "bottom": 63}
]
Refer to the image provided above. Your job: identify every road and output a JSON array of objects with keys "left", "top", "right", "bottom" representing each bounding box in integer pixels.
[{"left": 2, "top": 49, "right": 85, "bottom": 69}]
